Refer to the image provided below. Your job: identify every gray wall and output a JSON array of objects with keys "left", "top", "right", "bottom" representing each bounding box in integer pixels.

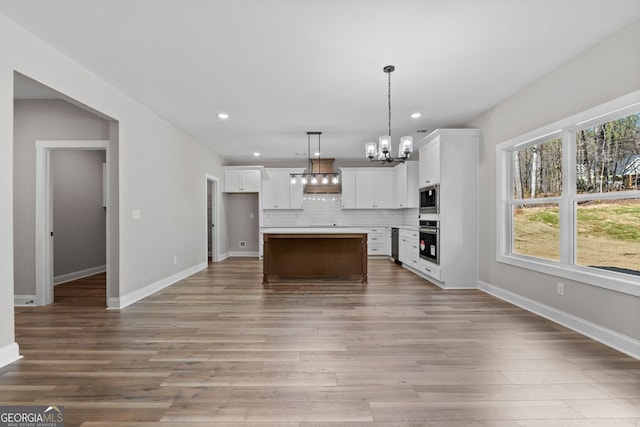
[
  {"left": 52, "top": 149, "right": 106, "bottom": 278},
  {"left": 13, "top": 99, "right": 110, "bottom": 296},
  {"left": 223, "top": 193, "right": 259, "bottom": 253},
  {"left": 468, "top": 20, "right": 640, "bottom": 340}
]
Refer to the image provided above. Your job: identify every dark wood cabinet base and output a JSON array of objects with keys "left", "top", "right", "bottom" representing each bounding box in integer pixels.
[{"left": 262, "top": 233, "right": 367, "bottom": 285}]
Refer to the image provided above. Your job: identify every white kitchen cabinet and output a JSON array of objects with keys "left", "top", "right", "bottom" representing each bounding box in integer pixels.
[
  {"left": 366, "top": 227, "right": 388, "bottom": 256},
  {"left": 262, "top": 168, "right": 304, "bottom": 209},
  {"left": 418, "top": 137, "right": 441, "bottom": 187},
  {"left": 415, "top": 129, "right": 480, "bottom": 288},
  {"left": 340, "top": 169, "right": 356, "bottom": 209},
  {"left": 372, "top": 170, "right": 395, "bottom": 208},
  {"left": 224, "top": 167, "right": 262, "bottom": 193},
  {"left": 398, "top": 228, "right": 418, "bottom": 268},
  {"left": 394, "top": 163, "right": 407, "bottom": 209},
  {"left": 394, "top": 161, "right": 419, "bottom": 208},
  {"left": 341, "top": 168, "right": 394, "bottom": 209}
]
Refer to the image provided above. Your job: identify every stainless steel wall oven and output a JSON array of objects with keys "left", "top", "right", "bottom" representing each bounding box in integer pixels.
[{"left": 419, "top": 220, "right": 439, "bottom": 264}]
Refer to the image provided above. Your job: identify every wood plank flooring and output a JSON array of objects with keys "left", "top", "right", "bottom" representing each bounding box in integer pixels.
[{"left": 3, "top": 258, "right": 640, "bottom": 426}]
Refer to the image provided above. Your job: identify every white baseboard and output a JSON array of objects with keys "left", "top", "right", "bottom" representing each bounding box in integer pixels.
[
  {"left": 227, "top": 251, "right": 259, "bottom": 258},
  {"left": 54, "top": 265, "right": 106, "bottom": 285},
  {"left": 107, "top": 262, "right": 207, "bottom": 309},
  {"left": 478, "top": 280, "right": 640, "bottom": 360},
  {"left": 0, "top": 342, "right": 21, "bottom": 368},
  {"left": 14, "top": 295, "right": 37, "bottom": 306},
  {"left": 218, "top": 252, "right": 230, "bottom": 261}
]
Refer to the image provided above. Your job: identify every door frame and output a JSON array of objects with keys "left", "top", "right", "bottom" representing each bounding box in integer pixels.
[
  {"left": 206, "top": 174, "right": 220, "bottom": 262},
  {"left": 35, "top": 140, "right": 110, "bottom": 306}
]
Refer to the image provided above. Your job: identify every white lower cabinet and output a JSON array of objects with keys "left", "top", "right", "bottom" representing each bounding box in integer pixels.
[
  {"left": 398, "top": 229, "right": 418, "bottom": 267},
  {"left": 366, "top": 227, "right": 388, "bottom": 256},
  {"left": 417, "top": 258, "right": 441, "bottom": 282}
]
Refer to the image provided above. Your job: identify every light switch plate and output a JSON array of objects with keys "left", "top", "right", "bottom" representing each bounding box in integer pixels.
[{"left": 132, "top": 209, "right": 141, "bottom": 220}]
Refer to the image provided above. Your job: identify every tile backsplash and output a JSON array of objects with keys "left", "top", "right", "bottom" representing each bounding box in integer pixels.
[{"left": 263, "top": 195, "right": 418, "bottom": 227}]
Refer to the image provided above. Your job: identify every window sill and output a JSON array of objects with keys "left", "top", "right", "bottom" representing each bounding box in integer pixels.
[{"left": 497, "top": 254, "right": 640, "bottom": 298}]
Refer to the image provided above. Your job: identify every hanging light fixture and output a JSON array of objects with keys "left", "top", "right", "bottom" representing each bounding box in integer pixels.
[
  {"left": 365, "top": 65, "right": 413, "bottom": 163},
  {"left": 290, "top": 132, "right": 339, "bottom": 185}
]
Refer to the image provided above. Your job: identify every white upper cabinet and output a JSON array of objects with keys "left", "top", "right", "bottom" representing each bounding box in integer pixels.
[
  {"left": 354, "top": 170, "right": 375, "bottom": 208},
  {"left": 394, "top": 163, "right": 408, "bottom": 208},
  {"left": 262, "top": 168, "right": 304, "bottom": 209},
  {"left": 340, "top": 169, "right": 356, "bottom": 209},
  {"left": 224, "top": 167, "right": 262, "bottom": 193},
  {"left": 341, "top": 167, "right": 394, "bottom": 209},
  {"left": 418, "top": 136, "right": 441, "bottom": 187},
  {"left": 372, "top": 169, "right": 394, "bottom": 208},
  {"left": 394, "top": 161, "right": 418, "bottom": 208}
]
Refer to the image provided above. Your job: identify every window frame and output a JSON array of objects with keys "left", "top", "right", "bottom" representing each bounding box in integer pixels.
[{"left": 497, "top": 90, "right": 640, "bottom": 298}]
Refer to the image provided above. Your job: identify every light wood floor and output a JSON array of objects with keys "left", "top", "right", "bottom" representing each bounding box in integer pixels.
[{"left": 3, "top": 258, "right": 640, "bottom": 426}]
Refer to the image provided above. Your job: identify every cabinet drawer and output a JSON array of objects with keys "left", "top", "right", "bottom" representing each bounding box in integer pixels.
[
  {"left": 368, "top": 244, "right": 387, "bottom": 255},
  {"left": 418, "top": 259, "right": 441, "bottom": 281},
  {"left": 406, "top": 256, "right": 419, "bottom": 269}
]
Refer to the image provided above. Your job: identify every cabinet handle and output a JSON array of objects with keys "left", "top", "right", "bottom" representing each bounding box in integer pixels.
[{"left": 423, "top": 267, "right": 431, "bottom": 272}]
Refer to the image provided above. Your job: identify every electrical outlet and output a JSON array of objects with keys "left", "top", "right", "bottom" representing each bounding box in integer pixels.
[
  {"left": 173, "top": 256, "right": 178, "bottom": 265},
  {"left": 557, "top": 282, "right": 565, "bottom": 296},
  {"left": 239, "top": 241, "right": 246, "bottom": 248}
]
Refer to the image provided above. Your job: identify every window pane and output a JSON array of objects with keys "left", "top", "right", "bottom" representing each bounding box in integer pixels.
[
  {"left": 576, "top": 198, "right": 640, "bottom": 276},
  {"left": 576, "top": 112, "right": 640, "bottom": 194},
  {"left": 512, "top": 137, "right": 562, "bottom": 199},
  {"left": 513, "top": 203, "right": 560, "bottom": 261}
]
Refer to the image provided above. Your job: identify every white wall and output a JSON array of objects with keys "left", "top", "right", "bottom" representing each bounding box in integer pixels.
[
  {"left": 0, "top": 13, "right": 226, "bottom": 366},
  {"left": 468, "top": 20, "right": 640, "bottom": 343}
]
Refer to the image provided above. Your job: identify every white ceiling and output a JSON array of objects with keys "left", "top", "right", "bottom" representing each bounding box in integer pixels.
[{"left": 3, "top": 0, "right": 640, "bottom": 163}]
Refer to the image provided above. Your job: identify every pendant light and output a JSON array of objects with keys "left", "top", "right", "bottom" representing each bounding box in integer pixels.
[
  {"left": 290, "top": 132, "right": 339, "bottom": 185},
  {"left": 365, "top": 65, "right": 413, "bottom": 163}
]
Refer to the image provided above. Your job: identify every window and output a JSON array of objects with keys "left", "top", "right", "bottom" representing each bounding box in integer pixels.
[
  {"left": 574, "top": 112, "right": 640, "bottom": 277},
  {"left": 511, "top": 136, "right": 562, "bottom": 261},
  {"left": 576, "top": 113, "right": 640, "bottom": 194},
  {"left": 576, "top": 198, "right": 640, "bottom": 274},
  {"left": 497, "top": 92, "right": 640, "bottom": 296}
]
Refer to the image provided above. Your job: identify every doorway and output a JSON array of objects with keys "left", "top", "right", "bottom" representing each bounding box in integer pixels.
[
  {"left": 35, "top": 140, "right": 110, "bottom": 306},
  {"left": 206, "top": 175, "right": 220, "bottom": 263}
]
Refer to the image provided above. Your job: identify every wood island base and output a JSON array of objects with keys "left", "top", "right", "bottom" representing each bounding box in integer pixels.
[{"left": 262, "top": 233, "right": 368, "bottom": 285}]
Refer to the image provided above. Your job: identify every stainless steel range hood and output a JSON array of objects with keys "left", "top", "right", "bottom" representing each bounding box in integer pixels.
[{"left": 304, "top": 158, "right": 341, "bottom": 194}]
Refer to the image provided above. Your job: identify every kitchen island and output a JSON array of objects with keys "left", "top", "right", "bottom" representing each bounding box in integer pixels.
[{"left": 261, "top": 228, "right": 368, "bottom": 285}]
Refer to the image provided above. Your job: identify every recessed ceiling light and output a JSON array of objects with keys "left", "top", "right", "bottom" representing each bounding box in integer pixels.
[
  {"left": 411, "top": 112, "right": 422, "bottom": 119},
  {"left": 217, "top": 112, "right": 229, "bottom": 120},
  {"left": 253, "top": 152, "right": 260, "bottom": 157}
]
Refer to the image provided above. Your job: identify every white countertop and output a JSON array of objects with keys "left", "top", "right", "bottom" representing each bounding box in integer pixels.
[
  {"left": 261, "top": 227, "right": 369, "bottom": 234},
  {"left": 260, "top": 225, "right": 419, "bottom": 233}
]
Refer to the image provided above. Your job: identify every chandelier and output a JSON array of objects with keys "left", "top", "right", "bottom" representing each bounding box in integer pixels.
[
  {"left": 365, "top": 65, "right": 413, "bottom": 163},
  {"left": 290, "top": 131, "right": 339, "bottom": 185}
]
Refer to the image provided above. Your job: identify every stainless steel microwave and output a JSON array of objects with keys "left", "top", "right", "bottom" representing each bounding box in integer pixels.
[{"left": 419, "top": 184, "right": 439, "bottom": 213}]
